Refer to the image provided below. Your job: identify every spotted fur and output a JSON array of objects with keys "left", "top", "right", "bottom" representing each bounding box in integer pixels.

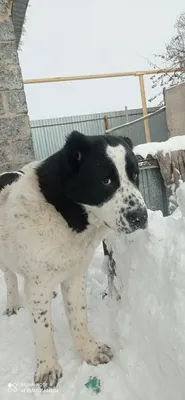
[{"left": 0, "top": 131, "right": 147, "bottom": 389}]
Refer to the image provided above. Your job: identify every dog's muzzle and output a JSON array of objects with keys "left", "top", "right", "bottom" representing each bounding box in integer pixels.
[{"left": 126, "top": 207, "right": 148, "bottom": 231}]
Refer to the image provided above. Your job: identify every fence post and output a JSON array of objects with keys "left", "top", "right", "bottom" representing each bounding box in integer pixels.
[
  {"left": 138, "top": 74, "right": 151, "bottom": 142},
  {"left": 125, "top": 106, "right": 131, "bottom": 137},
  {"left": 104, "top": 115, "right": 109, "bottom": 133}
]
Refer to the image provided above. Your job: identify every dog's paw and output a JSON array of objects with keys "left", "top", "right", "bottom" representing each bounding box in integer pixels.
[
  {"left": 3, "top": 306, "right": 21, "bottom": 316},
  {"left": 34, "top": 362, "right": 62, "bottom": 389},
  {"left": 80, "top": 342, "right": 113, "bottom": 366}
]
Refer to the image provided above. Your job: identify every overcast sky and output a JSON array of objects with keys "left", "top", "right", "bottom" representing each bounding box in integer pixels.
[{"left": 19, "top": 0, "right": 185, "bottom": 121}]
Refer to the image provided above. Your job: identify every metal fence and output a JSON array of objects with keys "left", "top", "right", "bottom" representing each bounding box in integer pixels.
[
  {"left": 108, "top": 106, "right": 168, "bottom": 144},
  {"left": 31, "top": 107, "right": 169, "bottom": 160},
  {"left": 25, "top": 67, "right": 184, "bottom": 143}
]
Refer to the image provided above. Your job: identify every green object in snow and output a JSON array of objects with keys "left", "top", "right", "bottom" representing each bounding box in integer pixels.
[{"left": 85, "top": 376, "right": 101, "bottom": 394}]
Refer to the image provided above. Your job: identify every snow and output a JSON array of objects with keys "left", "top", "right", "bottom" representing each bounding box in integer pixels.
[
  {"left": 1, "top": 185, "right": 185, "bottom": 399},
  {"left": 134, "top": 135, "right": 185, "bottom": 159}
]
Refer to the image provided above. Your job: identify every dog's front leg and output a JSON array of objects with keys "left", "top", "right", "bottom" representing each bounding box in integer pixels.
[
  {"left": 61, "top": 272, "right": 113, "bottom": 365},
  {"left": 3, "top": 267, "right": 20, "bottom": 316},
  {"left": 25, "top": 280, "right": 62, "bottom": 389}
]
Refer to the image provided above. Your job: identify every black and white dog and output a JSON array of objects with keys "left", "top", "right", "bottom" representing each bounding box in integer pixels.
[{"left": 0, "top": 131, "right": 147, "bottom": 389}]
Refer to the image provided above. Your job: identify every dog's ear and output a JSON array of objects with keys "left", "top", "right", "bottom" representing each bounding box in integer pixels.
[
  {"left": 65, "top": 131, "right": 91, "bottom": 171},
  {"left": 123, "top": 136, "right": 133, "bottom": 150},
  {"left": 116, "top": 136, "right": 133, "bottom": 150}
]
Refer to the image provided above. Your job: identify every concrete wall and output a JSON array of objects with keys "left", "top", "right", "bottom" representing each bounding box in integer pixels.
[
  {"left": 165, "top": 82, "right": 185, "bottom": 137},
  {"left": 0, "top": 0, "right": 34, "bottom": 172}
]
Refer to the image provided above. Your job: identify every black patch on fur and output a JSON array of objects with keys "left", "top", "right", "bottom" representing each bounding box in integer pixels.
[
  {"left": 0, "top": 171, "right": 23, "bottom": 193},
  {"left": 114, "top": 136, "right": 139, "bottom": 186},
  {"left": 36, "top": 131, "right": 138, "bottom": 233},
  {"left": 122, "top": 137, "right": 133, "bottom": 150},
  {"left": 39, "top": 310, "right": 47, "bottom": 316},
  {"left": 36, "top": 149, "right": 89, "bottom": 233},
  {"left": 125, "top": 151, "right": 139, "bottom": 187},
  {"left": 63, "top": 132, "right": 121, "bottom": 206}
]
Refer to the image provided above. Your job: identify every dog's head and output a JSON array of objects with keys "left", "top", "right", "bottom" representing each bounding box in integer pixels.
[{"left": 63, "top": 131, "right": 147, "bottom": 234}]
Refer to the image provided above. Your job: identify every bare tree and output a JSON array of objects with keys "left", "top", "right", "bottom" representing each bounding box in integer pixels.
[{"left": 149, "top": 12, "right": 185, "bottom": 106}]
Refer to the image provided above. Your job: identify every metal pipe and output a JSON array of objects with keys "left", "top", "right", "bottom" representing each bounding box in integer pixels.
[
  {"left": 23, "top": 68, "right": 184, "bottom": 85},
  {"left": 106, "top": 106, "right": 166, "bottom": 134}
]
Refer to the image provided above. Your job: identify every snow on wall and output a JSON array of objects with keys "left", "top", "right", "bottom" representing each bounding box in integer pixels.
[
  {"left": 134, "top": 135, "right": 185, "bottom": 159},
  {"left": 105, "top": 182, "right": 185, "bottom": 399}
]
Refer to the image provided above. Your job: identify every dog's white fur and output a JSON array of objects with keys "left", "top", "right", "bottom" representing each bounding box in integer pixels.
[
  {"left": 86, "top": 145, "right": 145, "bottom": 232},
  {"left": 0, "top": 145, "right": 146, "bottom": 388}
]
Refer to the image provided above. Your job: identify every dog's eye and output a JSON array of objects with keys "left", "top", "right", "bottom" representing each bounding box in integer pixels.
[{"left": 102, "top": 178, "right": 112, "bottom": 186}]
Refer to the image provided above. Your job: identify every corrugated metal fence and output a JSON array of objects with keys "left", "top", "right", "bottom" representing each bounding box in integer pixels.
[{"left": 31, "top": 107, "right": 168, "bottom": 160}]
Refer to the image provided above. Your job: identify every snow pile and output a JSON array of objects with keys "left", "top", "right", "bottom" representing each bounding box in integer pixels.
[
  {"left": 106, "top": 182, "right": 185, "bottom": 400},
  {"left": 134, "top": 135, "right": 185, "bottom": 159},
  {"left": 1, "top": 186, "right": 185, "bottom": 398}
]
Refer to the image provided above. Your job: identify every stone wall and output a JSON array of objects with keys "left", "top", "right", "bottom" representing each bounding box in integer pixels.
[
  {"left": 0, "top": 0, "right": 34, "bottom": 172},
  {"left": 165, "top": 82, "right": 185, "bottom": 137}
]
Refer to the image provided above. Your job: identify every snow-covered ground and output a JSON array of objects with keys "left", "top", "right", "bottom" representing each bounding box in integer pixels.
[{"left": 1, "top": 185, "right": 185, "bottom": 399}]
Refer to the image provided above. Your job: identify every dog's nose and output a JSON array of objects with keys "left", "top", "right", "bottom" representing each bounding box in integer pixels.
[{"left": 126, "top": 207, "right": 148, "bottom": 230}]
